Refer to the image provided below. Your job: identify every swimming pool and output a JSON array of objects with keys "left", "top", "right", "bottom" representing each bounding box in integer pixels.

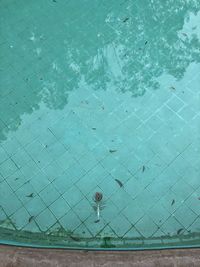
[{"left": 0, "top": 0, "right": 200, "bottom": 249}]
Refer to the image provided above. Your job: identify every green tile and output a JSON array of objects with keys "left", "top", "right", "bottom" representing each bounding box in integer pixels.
[
  {"left": 35, "top": 208, "right": 57, "bottom": 231},
  {"left": 0, "top": 158, "right": 19, "bottom": 178},
  {"left": 0, "top": 0, "right": 200, "bottom": 249},
  {"left": 73, "top": 198, "right": 92, "bottom": 221},
  {"left": 24, "top": 195, "right": 46, "bottom": 216},
  {"left": 30, "top": 171, "right": 51, "bottom": 192},
  {"left": 59, "top": 210, "right": 82, "bottom": 231},
  {"left": 135, "top": 215, "right": 158, "bottom": 238},
  {"left": 166, "top": 95, "right": 184, "bottom": 112},
  {"left": 10, "top": 207, "right": 30, "bottom": 230},
  {"left": 174, "top": 204, "right": 197, "bottom": 229},
  {"left": 122, "top": 202, "right": 145, "bottom": 224},
  {"left": 109, "top": 213, "right": 132, "bottom": 237},
  {"left": 39, "top": 184, "right": 60, "bottom": 206},
  {"left": 62, "top": 186, "right": 84, "bottom": 208},
  {"left": 148, "top": 203, "right": 170, "bottom": 225},
  {"left": 160, "top": 216, "right": 184, "bottom": 236},
  {"left": 49, "top": 197, "right": 70, "bottom": 220}
]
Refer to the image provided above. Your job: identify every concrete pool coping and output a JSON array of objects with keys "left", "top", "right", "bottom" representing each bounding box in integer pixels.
[{"left": 0, "top": 245, "right": 200, "bottom": 267}]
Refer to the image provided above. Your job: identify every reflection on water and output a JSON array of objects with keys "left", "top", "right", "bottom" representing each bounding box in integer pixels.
[{"left": 0, "top": 0, "right": 200, "bottom": 141}]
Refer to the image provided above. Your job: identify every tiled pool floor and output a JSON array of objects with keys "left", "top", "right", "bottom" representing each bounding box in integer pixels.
[{"left": 0, "top": 0, "right": 200, "bottom": 249}]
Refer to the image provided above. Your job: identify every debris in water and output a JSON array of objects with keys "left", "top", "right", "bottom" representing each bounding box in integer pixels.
[
  {"left": 181, "top": 32, "right": 188, "bottom": 37},
  {"left": 123, "top": 17, "right": 129, "bottom": 23},
  {"left": 142, "top": 165, "right": 145, "bottom": 172},
  {"left": 94, "top": 192, "right": 103, "bottom": 223},
  {"left": 94, "top": 192, "right": 103, "bottom": 202},
  {"left": 69, "top": 235, "right": 81, "bottom": 242},
  {"left": 109, "top": 149, "right": 117, "bottom": 153},
  {"left": 26, "top": 193, "right": 34, "bottom": 198},
  {"left": 170, "top": 86, "right": 176, "bottom": 91},
  {"left": 177, "top": 228, "right": 184, "bottom": 235},
  {"left": 92, "top": 127, "right": 96, "bottom": 130},
  {"left": 171, "top": 199, "right": 175, "bottom": 206},
  {"left": 114, "top": 179, "right": 123, "bottom": 188},
  {"left": 28, "top": 216, "right": 34, "bottom": 223},
  {"left": 145, "top": 41, "right": 148, "bottom": 45}
]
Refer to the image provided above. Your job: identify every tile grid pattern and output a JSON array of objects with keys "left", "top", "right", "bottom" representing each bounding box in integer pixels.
[{"left": 0, "top": 0, "right": 200, "bottom": 247}]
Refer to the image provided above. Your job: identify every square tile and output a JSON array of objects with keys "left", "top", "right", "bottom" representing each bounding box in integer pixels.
[
  {"left": 59, "top": 209, "right": 82, "bottom": 231},
  {"left": 99, "top": 174, "right": 119, "bottom": 197},
  {"left": 160, "top": 216, "right": 184, "bottom": 236},
  {"left": 134, "top": 189, "right": 158, "bottom": 212},
  {"left": 62, "top": 186, "right": 84, "bottom": 207},
  {"left": 78, "top": 152, "right": 98, "bottom": 172},
  {"left": 49, "top": 197, "right": 71, "bottom": 220},
  {"left": 56, "top": 151, "right": 76, "bottom": 172},
  {"left": 0, "top": 158, "right": 19, "bottom": 178},
  {"left": 166, "top": 95, "right": 184, "bottom": 112},
  {"left": 148, "top": 203, "right": 170, "bottom": 225},
  {"left": 109, "top": 213, "right": 132, "bottom": 237},
  {"left": 10, "top": 207, "right": 30, "bottom": 230},
  {"left": 73, "top": 198, "right": 92, "bottom": 221},
  {"left": 35, "top": 208, "right": 57, "bottom": 231},
  {"left": 160, "top": 190, "right": 184, "bottom": 214},
  {"left": 65, "top": 163, "right": 86, "bottom": 182},
  {"left": 122, "top": 202, "right": 145, "bottom": 224},
  {"left": 24, "top": 195, "right": 46, "bottom": 216},
  {"left": 100, "top": 200, "right": 120, "bottom": 223},
  {"left": 124, "top": 178, "right": 143, "bottom": 199},
  {"left": 39, "top": 184, "right": 60, "bottom": 206},
  {"left": 84, "top": 213, "right": 107, "bottom": 237},
  {"left": 53, "top": 172, "right": 74, "bottom": 194},
  {"left": 30, "top": 170, "right": 51, "bottom": 192},
  {"left": 173, "top": 204, "right": 197, "bottom": 229},
  {"left": 110, "top": 189, "right": 134, "bottom": 211},
  {"left": 15, "top": 182, "right": 36, "bottom": 204},
  {"left": 135, "top": 215, "right": 158, "bottom": 238},
  {"left": 171, "top": 179, "right": 194, "bottom": 200},
  {"left": 11, "top": 148, "right": 31, "bottom": 168},
  {"left": 145, "top": 115, "right": 163, "bottom": 131},
  {"left": 43, "top": 161, "right": 64, "bottom": 182},
  {"left": 178, "top": 105, "right": 196, "bottom": 121}
]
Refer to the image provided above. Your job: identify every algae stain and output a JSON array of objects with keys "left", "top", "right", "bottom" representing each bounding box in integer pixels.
[{"left": 100, "top": 236, "right": 116, "bottom": 248}]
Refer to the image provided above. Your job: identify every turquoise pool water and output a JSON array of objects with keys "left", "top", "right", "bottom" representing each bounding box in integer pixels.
[{"left": 0, "top": 0, "right": 200, "bottom": 249}]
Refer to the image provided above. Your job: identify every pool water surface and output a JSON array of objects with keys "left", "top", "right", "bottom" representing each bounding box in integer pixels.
[{"left": 0, "top": 0, "right": 200, "bottom": 249}]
